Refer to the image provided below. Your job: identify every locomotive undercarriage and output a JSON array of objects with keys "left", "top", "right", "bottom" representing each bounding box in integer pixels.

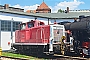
[
  {"left": 12, "top": 43, "right": 68, "bottom": 56},
  {"left": 12, "top": 44, "right": 50, "bottom": 56},
  {"left": 12, "top": 42, "right": 85, "bottom": 57}
]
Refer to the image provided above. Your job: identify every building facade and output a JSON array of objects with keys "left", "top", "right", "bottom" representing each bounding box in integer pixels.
[
  {"left": 26, "top": 2, "right": 51, "bottom": 13},
  {"left": 67, "top": 7, "right": 90, "bottom": 13},
  {"left": 36, "top": 2, "right": 51, "bottom": 13},
  {"left": 69, "top": 9, "right": 90, "bottom": 12},
  {"left": 0, "top": 4, "right": 24, "bottom": 12},
  {"left": 58, "top": 7, "right": 90, "bottom": 13}
]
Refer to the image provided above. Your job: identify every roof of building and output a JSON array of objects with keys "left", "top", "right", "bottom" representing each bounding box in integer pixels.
[
  {"left": 36, "top": 2, "right": 51, "bottom": 10},
  {"left": 0, "top": 4, "right": 24, "bottom": 12},
  {"left": 0, "top": 9, "right": 90, "bottom": 19},
  {"left": 26, "top": 10, "right": 36, "bottom": 13}
]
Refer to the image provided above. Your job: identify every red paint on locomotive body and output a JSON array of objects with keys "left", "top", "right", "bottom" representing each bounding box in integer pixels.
[
  {"left": 82, "top": 42, "right": 90, "bottom": 48},
  {"left": 15, "top": 20, "right": 50, "bottom": 44},
  {"left": 14, "top": 19, "right": 65, "bottom": 55}
]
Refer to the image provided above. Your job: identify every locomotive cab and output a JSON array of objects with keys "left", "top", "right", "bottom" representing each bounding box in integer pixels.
[
  {"left": 20, "top": 20, "right": 45, "bottom": 30},
  {"left": 16, "top": 20, "right": 45, "bottom": 42}
]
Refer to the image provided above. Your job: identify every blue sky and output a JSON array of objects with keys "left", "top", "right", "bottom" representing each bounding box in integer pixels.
[{"left": 0, "top": 0, "right": 89, "bottom": 13}]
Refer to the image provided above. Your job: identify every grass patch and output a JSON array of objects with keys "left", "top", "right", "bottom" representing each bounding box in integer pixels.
[{"left": 2, "top": 52, "right": 44, "bottom": 60}]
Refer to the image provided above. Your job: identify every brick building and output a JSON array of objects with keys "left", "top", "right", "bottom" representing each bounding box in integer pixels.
[
  {"left": 26, "top": 10, "right": 36, "bottom": 13},
  {"left": 26, "top": 2, "right": 51, "bottom": 13},
  {"left": 0, "top": 4, "right": 24, "bottom": 12}
]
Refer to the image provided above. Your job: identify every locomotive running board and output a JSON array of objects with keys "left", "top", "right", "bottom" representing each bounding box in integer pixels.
[{"left": 12, "top": 43, "right": 47, "bottom": 45}]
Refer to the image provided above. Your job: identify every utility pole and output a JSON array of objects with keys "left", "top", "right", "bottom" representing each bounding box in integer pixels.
[
  {"left": 11, "top": 18, "right": 13, "bottom": 49},
  {"left": 0, "top": 20, "right": 1, "bottom": 48}
]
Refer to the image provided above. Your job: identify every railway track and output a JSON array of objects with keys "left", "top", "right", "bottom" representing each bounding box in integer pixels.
[
  {"left": 1, "top": 56, "right": 28, "bottom": 60},
  {"left": 1, "top": 55, "right": 90, "bottom": 60},
  {"left": 1, "top": 52, "right": 90, "bottom": 60},
  {"left": 28, "top": 53, "right": 90, "bottom": 60},
  {"left": 54, "top": 54, "right": 90, "bottom": 60}
]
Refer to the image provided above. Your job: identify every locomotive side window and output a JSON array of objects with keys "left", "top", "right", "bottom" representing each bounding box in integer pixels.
[
  {"left": 20, "top": 23, "right": 26, "bottom": 30},
  {"left": 28, "top": 23, "right": 34, "bottom": 28},
  {"left": 39, "top": 22, "right": 44, "bottom": 26}
]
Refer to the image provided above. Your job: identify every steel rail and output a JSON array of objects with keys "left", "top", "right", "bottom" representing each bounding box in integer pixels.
[
  {"left": 1, "top": 56, "right": 28, "bottom": 60},
  {"left": 54, "top": 54, "right": 90, "bottom": 60}
]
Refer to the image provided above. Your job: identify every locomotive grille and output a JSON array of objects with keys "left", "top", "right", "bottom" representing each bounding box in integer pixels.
[{"left": 53, "top": 26, "right": 63, "bottom": 43}]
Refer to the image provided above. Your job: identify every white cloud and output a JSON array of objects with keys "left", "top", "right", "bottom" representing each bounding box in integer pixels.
[
  {"left": 11, "top": 4, "right": 39, "bottom": 11},
  {"left": 11, "top": 0, "right": 84, "bottom": 13},
  {"left": 51, "top": 0, "right": 84, "bottom": 13}
]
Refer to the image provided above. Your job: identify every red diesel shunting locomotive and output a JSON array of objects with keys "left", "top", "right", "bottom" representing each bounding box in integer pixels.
[{"left": 12, "top": 20, "right": 65, "bottom": 55}]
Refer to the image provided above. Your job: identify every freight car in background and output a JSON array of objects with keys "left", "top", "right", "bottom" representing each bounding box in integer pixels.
[{"left": 12, "top": 15, "right": 90, "bottom": 57}]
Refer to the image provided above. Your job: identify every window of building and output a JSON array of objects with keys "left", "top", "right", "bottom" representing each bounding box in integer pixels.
[
  {"left": 1, "top": 20, "right": 11, "bottom": 31},
  {"left": 1, "top": 20, "right": 21, "bottom": 31},
  {"left": 30, "top": 10, "right": 33, "bottom": 13},
  {"left": 36, "top": 11, "right": 39, "bottom": 13},
  {"left": 13, "top": 21, "right": 21, "bottom": 31}
]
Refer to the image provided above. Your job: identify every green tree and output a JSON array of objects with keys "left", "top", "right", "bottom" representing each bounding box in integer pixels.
[{"left": 57, "top": 9, "right": 64, "bottom": 13}]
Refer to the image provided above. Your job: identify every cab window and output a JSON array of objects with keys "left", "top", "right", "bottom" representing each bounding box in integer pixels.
[
  {"left": 28, "top": 23, "right": 34, "bottom": 28},
  {"left": 39, "top": 22, "right": 44, "bottom": 26},
  {"left": 20, "top": 23, "right": 26, "bottom": 30}
]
